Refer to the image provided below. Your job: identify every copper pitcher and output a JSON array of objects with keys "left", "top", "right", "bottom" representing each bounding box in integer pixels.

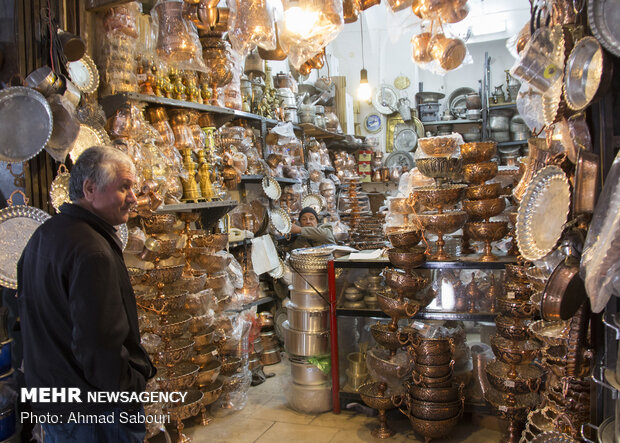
[{"left": 512, "top": 138, "right": 553, "bottom": 202}]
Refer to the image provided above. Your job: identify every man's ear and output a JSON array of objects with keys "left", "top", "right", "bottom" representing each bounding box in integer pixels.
[{"left": 82, "top": 178, "right": 97, "bottom": 202}]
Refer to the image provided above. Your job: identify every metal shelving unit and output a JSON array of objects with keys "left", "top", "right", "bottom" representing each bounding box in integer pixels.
[
  {"left": 421, "top": 119, "right": 483, "bottom": 126},
  {"left": 240, "top": 175, "right": 300, "bottom": 185},
  {"left": 156, "top": 200, "right": 238, "bottom": 230},
  {"left": 497, "top": 140, "right": 528, "bottom": 147}
]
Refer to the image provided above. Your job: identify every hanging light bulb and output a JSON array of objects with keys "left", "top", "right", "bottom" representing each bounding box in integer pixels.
[
  {"left": 283, "top": 0, "right": 320, "bottom": 36},
  {"left": 358, "top": 69, "right": 372, "bottom": 101},
  {"left": 356, "top": 16, "right": 371, "bottom": 102}
]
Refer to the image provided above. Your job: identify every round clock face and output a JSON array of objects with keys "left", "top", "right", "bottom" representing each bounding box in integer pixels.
[{"left": 364, "top": 114, "right": 382, "bottom": 133}]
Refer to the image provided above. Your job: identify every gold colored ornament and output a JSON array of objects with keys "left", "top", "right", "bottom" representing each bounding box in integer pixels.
[
  {"left": 394, "top": 75, "right": 410, "bottom": 90},
  {"left": 50, "top": 164, "right": 71, "bottom": 212},
  {"left": 180, "top": 148, "right": 202, "bottom": 201}
]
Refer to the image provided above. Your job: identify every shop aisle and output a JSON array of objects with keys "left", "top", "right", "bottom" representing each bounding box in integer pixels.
[{"left": 151, "top": 359, "right": 503, "bottom": 443}]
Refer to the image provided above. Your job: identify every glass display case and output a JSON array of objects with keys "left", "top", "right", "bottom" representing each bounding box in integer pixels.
[{"left": 327, "top": 250, "right": 516, "bottom": 413}]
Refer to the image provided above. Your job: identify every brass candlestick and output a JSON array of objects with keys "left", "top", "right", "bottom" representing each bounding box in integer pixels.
[{"left": 181, "top": 148, "right": 202, "bottom": 202}]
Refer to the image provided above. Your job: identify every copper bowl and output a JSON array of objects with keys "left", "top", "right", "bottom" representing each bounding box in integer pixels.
[
  {"left": 494, "top": 314, "right": 531, "bottom": 341},
  {"left": 505, "top": 280, "right": 533, "bottom": 300},
  {"left": 491, "top": 335, "right": 540, "bottom": 366},
  {"left": 465, "top": 182, "right": 502, "bottom": 200},
  {"left": 220, "top": 356, "right": 242, "bottom": 376},
  {"left": 408, "top": 398, "right": 462, "bottom": 421},
  {"left": 387, "top": 229, "right": 423, "bottom": 248},
  {"left": 407, "top": 382, "right": 461, "bottom": 403},
  {"left": 370, "top": 323, "right": 406, "bottom": 352},
  {"left": 151, "top": 337, "right": 195, "bottom": 367},
  {"left": 366, "top": 348, "right": 414, "bottom": 385},
  {"left": 191, "top": 343, "right": 218, "bottom": 368},
  {"left": 417, "top": 210, "right": 468, "bottom": 235},
  {"left": 485, "top": 360, "right": 543, "bottom": 395},
  {"left": 411, "top": 371, "right": 453, "bottom": 388},
  {"left": 193, "top": 325, "right": 215, "bottom": 350},
  {"left": 389, "top": 197, "right": 414, "bottom": 214},
  {"left": 417, "top": 136, "right": 459, "bottom": 157},
  {"left": 463, "top": 221, "right": 508, "bottom": 241},
  {"left": 411, "top": 184, "right": 467, "bottom": 211},
  {"left": 505, "top": 263, "right": 531, "bottom": 283},
  {"left": 196, "top": 360, "right": 222, "bottom": 387},
  {"left": 528, "top": 319, "right": 569, "bottom": 347},
  {"left": 136, "top": 290, "right": 187, "bottom": 314},
  {"left": 164, "top": 389, "right": 204, "bottom": 421},
  {"left": 150, "top": 312, "right": 192, "bottom": 338},
  {"left": 358, "top": 382, "right": 397, "bottom": 411},
  {"left": 142, "top": 214, "right": 177, "bottom": 234},
  {"left": 190, "top": 253, "right": 231, "bottom": 273},
  {"left": 462, "top": 162, "right": 498, "bottom": 184},
  {"left": 406, "top": 413, "right": 461, "bottom": 441},
  {"left": 377, "top": 290, "right": 424, "bottom": 321},
  {"left": 183, "top": 288, "right": 213, "bottom": 314},
  {"left": 205, "top": 272, "right": 228, "bottom": 290},
  {"left": 387, "top": 246, "right": 427, "bottom": 269},
  {"left": 462, "top": 198, "right": 506, "bottom": 221},
  {"left": 413, "top": 360, "right": 454, "bottom": 378},
  {"left": 496, "top": 296, "right": 535, "bottom": 318},
  {"left": 173, "top": 271, "right": 207, "bottom": 293},
  {"left": 413, "top": 351, "right": 453, "bottom": 367},
  {"left": 189, "top": 313, "right": 213, "bottom": 335},
  {"left": 460, "top": 142, "right": 497, "bottom": 164},
  {"left": 192, "top": 233, "right": 228, "bottom": 251},
  {"left": 416, "top": 157, "right": 462, "bottom": 181},
  {"left": 156, "top": 362, "right": 200, "bottom": 391},
  {"left": 143, "top": 265, "right": 184, "bottom": 285},
  {"left": 201, "top": 378, "right": 224, "bottom": 406},
  {"left": 383, "top": 269, "right": 431, "bottom": 296}
]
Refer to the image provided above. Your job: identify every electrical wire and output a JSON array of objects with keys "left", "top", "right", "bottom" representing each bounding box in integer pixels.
[{"left": 360, "top": 15, "right": 365, "bottom": 69}]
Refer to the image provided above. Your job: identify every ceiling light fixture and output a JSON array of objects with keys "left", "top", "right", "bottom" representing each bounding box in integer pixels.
[{"left": 357, "top": 17, "right": 371, "bottom": 102}]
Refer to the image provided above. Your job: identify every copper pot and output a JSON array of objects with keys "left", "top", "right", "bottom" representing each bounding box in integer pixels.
[
  {"left": 413, "top": 359, "right": 454, "bottom": 378},
  {"left": 573, "top": 147, "right": 599, "bottom": 215},
  {"left": 495, "top": 314, "right": 531, "bottom": 341},
  {"left": 387, "top": 229, "right": 423, "bottom": 248},
  {"left": 541, "top": 259, "right": 586, "bottom": 321},
  {"left": 343, "top": 0, "right": 361, "bottom": 23},
  {"left": 411, "top": 33, "right": 433, "bottom": 63},
  {"left": 429, "top": 34, "right": 466, "bottom": 71},
  {"left": 407, "top": 397, "right": 462, "bottom": 421},
  {"left": 406, "top": 381, "right": 462, "bottom": 403}
]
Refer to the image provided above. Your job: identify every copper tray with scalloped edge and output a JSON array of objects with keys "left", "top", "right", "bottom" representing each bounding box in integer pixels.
[{"left": 0, "top": 191, "right": 51, "bottom": 289}]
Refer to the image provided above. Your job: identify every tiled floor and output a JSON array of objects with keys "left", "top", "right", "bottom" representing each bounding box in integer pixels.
[{"left": 153, "top": 359, "right": 504, "bottom": 443}]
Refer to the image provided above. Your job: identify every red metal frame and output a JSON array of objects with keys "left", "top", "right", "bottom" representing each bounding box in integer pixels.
[{"left": 328, "top": 259, "right": 340, "bottom": 413}]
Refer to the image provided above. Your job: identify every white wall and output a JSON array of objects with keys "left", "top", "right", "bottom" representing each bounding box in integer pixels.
[{"left": 325, "top": 0, "right": 531, "bottom": 149}]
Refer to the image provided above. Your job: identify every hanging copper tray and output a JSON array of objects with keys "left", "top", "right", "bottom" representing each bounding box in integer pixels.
[
  {"left": 0, "top": 191, "right": 51, "bottom": 289},
  {"left": 516, "top": 166, "right": 570, "bottom": 261}
]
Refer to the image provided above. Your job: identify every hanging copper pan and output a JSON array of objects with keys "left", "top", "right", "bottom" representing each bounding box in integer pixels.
[{"left": 541, "top": 258, "right": 586, "bottom": 321}]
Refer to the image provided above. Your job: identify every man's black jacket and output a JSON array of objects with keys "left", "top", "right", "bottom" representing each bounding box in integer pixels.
[{"left": 17, "top": 203, "right": 155, "bottom": 414}]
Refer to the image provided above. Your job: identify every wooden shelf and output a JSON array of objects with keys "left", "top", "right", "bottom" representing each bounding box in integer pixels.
[{"left": 156, "top": 200, "right": 238, "bottom": 230}]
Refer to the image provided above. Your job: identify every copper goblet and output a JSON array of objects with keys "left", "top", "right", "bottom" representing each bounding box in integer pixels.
[
  {"left": 462, "top": 197, "right": 506, "bottom": 221},
  {"left": 463, "top": 161, "right": 498, "bottom": 184},
  {"left": 417, "top": 210, "right": 468, "bottom": 261},
  {"left": 463, "top": 221, "right": 508, "bottom": 261},
  {"left": 358, "top": 382, "right": 398, "bottom": 438},
  {"left": 416, "top": 157, "right": 463, "bottom": 185},
  {"left": 411, "top": 184, "right": 467, "bottom": 213},
  {"left": 460, "top": 141, "right": 497, "bottom": 164},
  {"left": 465, "top": 182, "right": 502, "bottom": 200}
]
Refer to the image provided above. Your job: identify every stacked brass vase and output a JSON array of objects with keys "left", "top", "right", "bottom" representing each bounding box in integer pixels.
[
  {"left": 461, "top": 142, "right": 509, "bottom": 261},
  {"left": 485, "top": 264, "right": 543, "bottom": 443},
  {"left": 359, "top": 231, "right": 431, "bottom": 438},
  {"left": 414, "top": 136, "right": 468, "bottom": 261},
  {"left": 398, "top": 332, "right": 465, "bottom": 442}
]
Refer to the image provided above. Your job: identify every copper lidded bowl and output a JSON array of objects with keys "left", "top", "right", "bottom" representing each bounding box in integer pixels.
[
  {"left": 462, "top": 161, "right": 498, "bottom": 184},
  {"left": 465, "top": 182, "right": 502, "bottom": 201},
  {"left": 462, "top": 198, "right": 506, "bottom": 221},
  {"left": 411, "top": 184, "right": 467, "bottom": 211},
  {"left": 387, "top": 246, "right": 427, "bottom": 270},
  {"left": 387, "top": 228, "right": 423, "bottom": 248},
  {"left": 460, "top": 142, "right": 497, "bottom": 164},
  {"left": 485, "top": 360, "right": 543, "bottom": 395}
]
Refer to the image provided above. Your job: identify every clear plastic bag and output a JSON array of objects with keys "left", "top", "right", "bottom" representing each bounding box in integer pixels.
[{"left": 228, "top": 0, "right": 277, "bottom": 57}]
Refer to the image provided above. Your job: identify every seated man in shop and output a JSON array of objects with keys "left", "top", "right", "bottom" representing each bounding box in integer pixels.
[{"left": 290, "top": 207, "right": 336, "bottom": 249}]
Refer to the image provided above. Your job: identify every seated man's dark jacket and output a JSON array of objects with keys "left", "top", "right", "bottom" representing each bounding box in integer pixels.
[{"left": 17, "top": 203, "right": 155, "bottom": 414}]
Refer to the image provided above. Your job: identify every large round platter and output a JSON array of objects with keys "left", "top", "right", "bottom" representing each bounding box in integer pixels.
[
  {"left": 67, "top": 54, "right": 99, "bottom": 94},
  {"left": 384, "top": 151, "right": 414, "bottom": 169},
  {"left": 588, "top": 0, "right": 620, "bottom": 58},
  {"left": 563, "top": 36, "right": 607, "bottom": 112},
  {"left": 69, "top": 123, "right": 110, "bottom": 162},
  {"left": 0, "top": 87, "right": 53, "bottom": 163},
  {"left": 268, "top": 258, "right": 285, "bottom": 279},
  {"left": 301, "top": 193, "right": 323, "bottom": 213},
  {"left": 364, "top": 113, "right": 382, "bottom": 133},
  {"left": 270, "top": 208, "right": 292, "bottom": 235},
  {"left": 261, "top": 176, "right": 281, "bottom": 200},
  {"left": 0, "top": 200, "right": 51, "bottom": 289},
  {"left": 516, "top": 165, "right": 570, "bottom": 261},
  {"left": 394, "top": 123, "right": 418, "bottom": 152},
  {"left": 372, "top": 84, "right": 398, "bottom": 115},
  {"left": 448, "top": 87, "right": 475, "bottom": 119}
]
